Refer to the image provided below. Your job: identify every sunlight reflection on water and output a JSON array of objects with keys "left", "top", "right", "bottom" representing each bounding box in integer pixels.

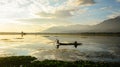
[{"left": 0, "top": 35, "right": 120, "bottom": 62}]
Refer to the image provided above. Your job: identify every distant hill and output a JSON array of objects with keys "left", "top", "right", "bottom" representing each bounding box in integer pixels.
[
  {"left": 43, "top": 16, "right": 120, "bottom": 33},
  {"left": 91, "top": 16, "right": 120, "bottom": 32},
  {"left": 43, "top": 25, "right": 91, "bottom": 33}
]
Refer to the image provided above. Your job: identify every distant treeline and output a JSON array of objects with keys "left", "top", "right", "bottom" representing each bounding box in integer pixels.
[
  {"left": 0, "top": 56, "right": 120, "bottom": 67},
  {"left": 41, "top": 32, "right": 120, "bottom": 36},
  {"left": 0, "top": 32, "right": 120, "bottom": 36}
]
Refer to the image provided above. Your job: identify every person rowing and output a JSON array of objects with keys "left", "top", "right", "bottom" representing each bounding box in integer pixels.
[{"left": 56, "top": 39, "right": 82, "bottom": 49}]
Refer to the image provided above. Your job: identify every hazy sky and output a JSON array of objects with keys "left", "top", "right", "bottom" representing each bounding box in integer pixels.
[{"left": 0, "top": 0, "right": 120, "bottom": 32}]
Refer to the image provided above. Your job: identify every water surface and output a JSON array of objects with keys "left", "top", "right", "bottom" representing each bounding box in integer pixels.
[{"left": 0, "top": 35, "right": 120, "bottom": 62}]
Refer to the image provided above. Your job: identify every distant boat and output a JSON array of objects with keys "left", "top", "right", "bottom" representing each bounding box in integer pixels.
[
  {"left": 21, "top": 31, "right": 26, "bottom": 35},
  {"left": 21, "top": 31, "right": 26, "bottom": 37},
  {"left": 56, "top": 39, "right": 82, "bottom": 49}
]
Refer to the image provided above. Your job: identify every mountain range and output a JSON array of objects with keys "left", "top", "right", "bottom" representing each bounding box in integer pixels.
[{"left": 42, "top": 16, "right": 120, "bottom": 33}]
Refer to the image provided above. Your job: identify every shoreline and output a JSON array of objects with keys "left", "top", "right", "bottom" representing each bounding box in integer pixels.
[{"left": 0, "top": 56, "right": 119, "bottom": 67}]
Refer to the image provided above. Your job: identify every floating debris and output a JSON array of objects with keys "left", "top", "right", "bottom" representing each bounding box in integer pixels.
[
  {"left": 43, "top": 36, "right": 50, "bottom": 37},
  {"left": 1, "top": 39, "right": 10, "bottom": 40},
  {"left": 15, "top": 38, "right": 24, "bottom": 39}
]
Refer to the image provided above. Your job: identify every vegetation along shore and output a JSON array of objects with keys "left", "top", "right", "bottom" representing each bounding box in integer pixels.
[{"left": 0, "top": 56, "right": 119, "bottom": 67}]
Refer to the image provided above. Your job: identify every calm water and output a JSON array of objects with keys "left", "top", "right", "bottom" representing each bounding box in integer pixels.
[{"left": 0, "top": 35, "right": 120, "bottom": 62}]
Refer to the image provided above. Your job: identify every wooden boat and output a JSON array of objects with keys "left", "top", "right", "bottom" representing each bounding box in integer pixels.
[{"left": 56, "top": 39, "right": 82, "bottom": 49}]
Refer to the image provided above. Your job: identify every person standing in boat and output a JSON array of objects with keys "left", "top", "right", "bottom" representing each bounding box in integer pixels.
[
  {"left": 56, "top": 39, "right": 60, "bottom": 49},
  {"left": 56, "top": 39, "right": 59, "bottom": 44}
]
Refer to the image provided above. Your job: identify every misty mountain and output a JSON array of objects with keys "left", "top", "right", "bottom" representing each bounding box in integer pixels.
[
  {"left": 43, "top": 25, "right": 92, "bottom": 33},
  {"left": 90, "top": 16, "right": 120, "bottom": 32},
  {"left": 43, "top": 16, "right": 120, "bottom": 33}
]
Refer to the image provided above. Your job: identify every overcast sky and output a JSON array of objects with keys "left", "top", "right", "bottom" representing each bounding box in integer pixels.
[{"left": 0, "top": 0, "right": 120, "bottom": 32}]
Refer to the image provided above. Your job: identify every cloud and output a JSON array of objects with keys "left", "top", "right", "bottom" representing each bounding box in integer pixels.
[
  {"left": 107, "top": 11, "right": 120, "bottom": 18},
  {"left": 36, "top": 9, "right": 75, "bottom": 18},
  {"left": 81, "top": 0, "right": 95, "bottom": 5},
  {"left": 0, "top": 0, "right": 33, "bottom": 7},
  {"left": 0, "top": 0, "right": 95, "bottom": 28},
  {"left": 100, "top": 6, "right": 112, "bottom": 11},
  {"left": 56, "top": 0, "right": 95, "bottom": 14},
  {"left": 116, "top": 0, "right": 120, "bottom": 2},
  {"left": 20, "top": 18, "right": 73, "bottom": 25},
  {"left": 0, "top": 0, "right": 95, "bottom": 19},
  {"left": 35, "top": 0, "right": 94, "bottom": 18},
  {"left": 65, "top": 0, "right": 95, "bottom": 7},
  {"left": 0, "top": 0, "right": 107, "bottom": 32},
  {"left": 17, "top": 0, "right": 93, "bottom": 30},
  {"left": 0, "top": 0, "right": 12, "bottom": 5}
]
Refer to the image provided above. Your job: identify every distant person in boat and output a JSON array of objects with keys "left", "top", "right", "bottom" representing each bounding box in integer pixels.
[
  {"left": 74, "top": 41, "right": 78, "bottom": 48},
  {"left": 56, "top": 39, "right": 59, "bottom": 44},
  {"left": 74, "top": 41, "right": 77, "bottom": 43}
]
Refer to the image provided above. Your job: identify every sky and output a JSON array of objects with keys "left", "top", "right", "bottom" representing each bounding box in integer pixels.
[{"left": 0, "top": 0, "right": 120, "bottom": 32}]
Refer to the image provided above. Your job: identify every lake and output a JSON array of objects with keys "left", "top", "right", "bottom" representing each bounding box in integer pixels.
[{"left": 0, "top": 35, "right": 120, "bottom": 62}]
